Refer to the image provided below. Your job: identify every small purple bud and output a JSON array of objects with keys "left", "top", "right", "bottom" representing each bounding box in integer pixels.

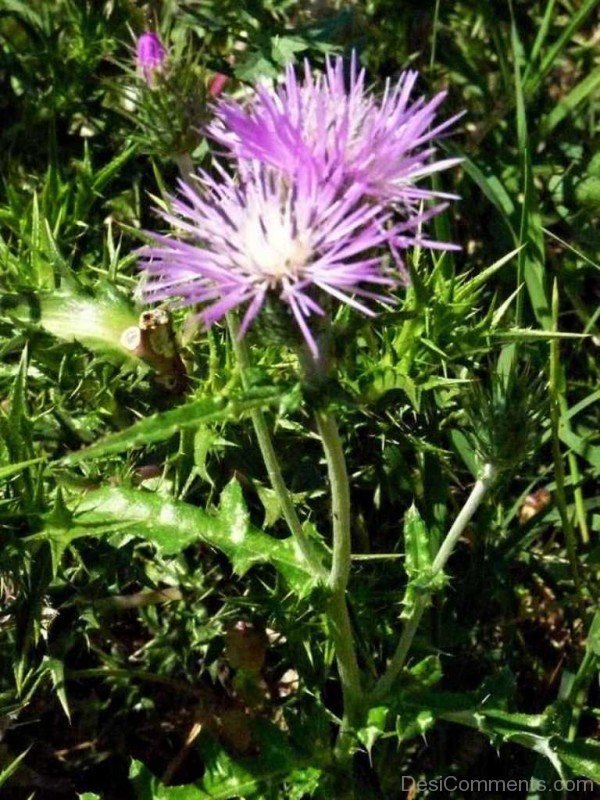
[
  {"left": 136, "top": 32, "right": 166, "bottom": 85},
  {"left": 208, "top": 72, "right": 229, "bottom": 98}
]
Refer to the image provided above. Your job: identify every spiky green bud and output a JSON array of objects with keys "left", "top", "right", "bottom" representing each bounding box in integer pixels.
[{"left": 462, "top": 364, "right": 545, "bottom": 474}]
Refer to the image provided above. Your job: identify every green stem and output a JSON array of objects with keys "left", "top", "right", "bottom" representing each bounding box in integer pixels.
[
  {"left": 316, "top": 412, "right": 352, "bottom": 593},
  {"left": 430, "top": 463, "right": 495, "bottom": 575},
  {"left": 227, "top": 320, "right": 360, "bottom": 751},
  {"left": 372, "top": 463, "right": 495, "bottom": 700},
  {"left": 327, "top": 591, "right": 363, "bottom": 757},
  {"left": 226, "top": 316, "right": 327, "bottom": 581},
  {"left": 315, "top": 410, "right": 362, "bottom": 754}
]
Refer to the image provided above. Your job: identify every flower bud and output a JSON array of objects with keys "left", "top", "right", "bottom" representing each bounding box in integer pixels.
[
  {"left": 208, "top": 72, "right": 229, "bottom": 98},
  {"left": 461, "top": 365, "right": 545, "bottom": 475},
  {"left": 123, "top": 41, "right": 209, "bottom": 157},
  {"left": 136, "top": 31, "right": 166, "bottom": 86}
]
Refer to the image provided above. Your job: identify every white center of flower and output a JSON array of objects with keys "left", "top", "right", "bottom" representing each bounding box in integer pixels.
[{"left": 241, "top": 206, "right": 312, "bottom": 285}]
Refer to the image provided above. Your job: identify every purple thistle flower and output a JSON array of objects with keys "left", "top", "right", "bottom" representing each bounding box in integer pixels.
[
  {"left": 138, "top": 162, "right": 401, "bottom": 357},
  {"left": 136, "top": 32, "right": 167, "bottom": 86},
  {"left": 209, "top": 53, "right": 462, "bottom": 214}
]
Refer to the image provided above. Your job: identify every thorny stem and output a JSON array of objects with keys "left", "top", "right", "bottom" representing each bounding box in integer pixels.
[
  {"left": 315, "top": 410, "right": 362, "bottom": 756},
  {"left": 372, "top": 463, "right": 496, "bottom": 700},
  {"left": 226, "top": 316, "right": 327, "bottom": 581}
]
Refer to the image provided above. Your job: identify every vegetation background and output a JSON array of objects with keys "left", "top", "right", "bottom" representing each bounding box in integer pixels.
[{"left": 0, "top": 0, "right": 598, "bottom": 798}]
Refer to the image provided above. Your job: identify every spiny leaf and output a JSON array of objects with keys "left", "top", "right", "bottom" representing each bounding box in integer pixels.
[
  {"left": 400, "top": 505, "right": 443, "bottom": 619},
  {"left": 42, "top": 656, "right": 70, "bottom": 722},
  {"left": 92, "top": 145, "right": 138, "bottom": 192},
  {"left": 392, "top": 690, "right": 599, "bottom": 781},
  {"left": 68, "top": 481, "right": 316, "bottom": 595},
  {"left": 62, "top": 388, "right": 283, "bottom": 464},
  {"left": 552, "top": 738, "right": 600, "bottom": 783}
]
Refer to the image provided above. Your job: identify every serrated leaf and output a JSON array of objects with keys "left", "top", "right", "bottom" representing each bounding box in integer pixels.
[
  {"left": 470, "top": 709, "right": 564, "bottom": 779},
  {"left": 69, "top": 481, "right": 315, "bottom": 595},
  {"left": 387, "top": 688, "right": 598, "bottom": 781},
  {"left": 42, "top": 656, "right": 70, "bottom": 722},
  {"left": 92, "top": 145, "right": 137, "bottom": 192},
  {"left": 192, "top": 426, "right": 221, "bottom": 487},
  {"left": 357, "top": 705, "right": 389, "bottom": 755},
  {"left": 217, "top": 479, "right": 251, "bottom": 565},
  {"left": 400, "top": 505, "right": 440, "bottom": 619},
  {"left": 62, "top": 388, "right": 282, "bottom": 464},
  {"left": 363, "top": 366, "right": 419, "bottom": 407},
  {"left": 29, "top": 514, "right": 136, "bottom": 572},
  {"left": 256, "top": 484, "right": 282, "bottom": 528},
  {"left": 553, "top": 738, "right": 600, "bottom": 783},
  {"left": 256, "top": 481, "right": 308, "bottom": 530},
  {"left": 403, "top": 505, "right": 431, "bottom": 572},
  {"left": 396, "top": 708, "right": 435, "bottom": 743},
  {"left": 457, "top": 246, "right": 524, "bottom": 295}
]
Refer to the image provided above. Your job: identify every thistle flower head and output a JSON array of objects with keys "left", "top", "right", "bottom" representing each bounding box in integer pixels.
[
  {"left": 138, "top": 53, "right": 462, "bottom": 358},
  {"left": 138, "top": 162, "right": 399, "bottom": 357},
  {"left": 136, "top": 31, "right": 167, "bottom": 86},
  {"left": 209, "top": 53, "right": 462, "bottom": 212}
]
